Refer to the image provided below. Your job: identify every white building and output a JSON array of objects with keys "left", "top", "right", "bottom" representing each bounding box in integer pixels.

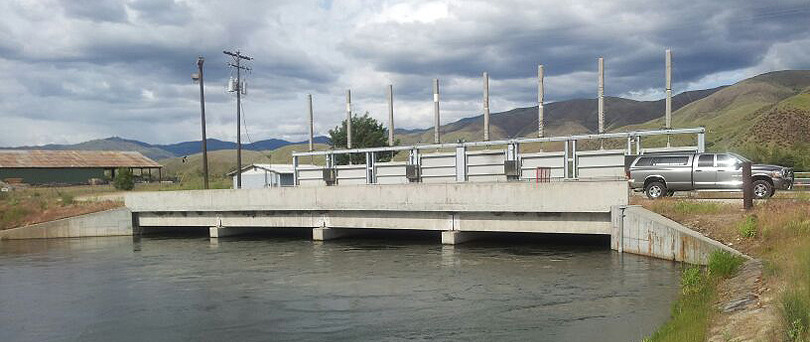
[{"left": 228, "top": 164, "right": 313, "bottom": 189}]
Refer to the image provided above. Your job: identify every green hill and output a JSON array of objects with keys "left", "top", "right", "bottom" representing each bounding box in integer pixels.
[{"left": 622, "top": 70, "right": 810, "bottom": 169}]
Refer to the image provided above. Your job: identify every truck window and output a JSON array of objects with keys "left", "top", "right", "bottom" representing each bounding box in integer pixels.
[
  {"left": 698, "top": 154, "right": 714, "bottom": 167},
  {"left": 716, "top": 154, "right": 735, "bottom": 167},
  {"left": 635, "top": 157, "right": 653, "bottom": 166},
  {"left": 652, "top": 156, "right": 689, "bottom": 166}
]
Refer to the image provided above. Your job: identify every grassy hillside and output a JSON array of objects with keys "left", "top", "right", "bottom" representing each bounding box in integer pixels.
[
  {"left": 396, "top": 87, "right": 723, "bottom": 144},
  {"left": 621, "top": 70, "right": 810, "bottom": 169}
]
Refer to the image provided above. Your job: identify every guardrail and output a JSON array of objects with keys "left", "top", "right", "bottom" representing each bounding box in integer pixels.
[
  {"left": 292, "top": 127, "right": 706, "bottom": 186},
  {"left": 795, "top": 172, "right": 810, "bottom": 189}
]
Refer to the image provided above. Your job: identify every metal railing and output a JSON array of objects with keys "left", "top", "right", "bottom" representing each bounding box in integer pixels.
[{"left": 292, "top": 127, "right": 706, "bottom": 186}]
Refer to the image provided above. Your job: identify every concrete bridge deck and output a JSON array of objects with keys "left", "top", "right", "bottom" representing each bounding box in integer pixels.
[{"left": 126, "top": 181, "right": 627, "bottom": 244}]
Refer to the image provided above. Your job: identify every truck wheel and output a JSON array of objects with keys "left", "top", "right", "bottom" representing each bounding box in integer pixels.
[
  {"left": 752, "top": 180, "right": 773, "bottom": 199},
  {"left": 645, "top": 181, "right": 667, "bottom": 199}
]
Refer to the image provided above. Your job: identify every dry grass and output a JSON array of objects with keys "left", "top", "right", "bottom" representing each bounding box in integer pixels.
[
  {"left": 0, "top": 187, "right": 123, "bottom": 230},
  {"left": 643, "top": 197, "right": 810, "bottom": 340}
]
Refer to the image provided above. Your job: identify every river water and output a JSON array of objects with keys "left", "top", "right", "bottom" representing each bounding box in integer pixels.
[{"left": 0, "top": 232, "right": 680, "bottom": 341}]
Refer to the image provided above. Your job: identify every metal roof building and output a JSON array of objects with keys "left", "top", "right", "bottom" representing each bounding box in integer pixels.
[
  {"left": 0, "top": 150, "right": 163, "bottom": 185},
  {"left": 227, "top": 164, "right": 316, "bottom": 189}
]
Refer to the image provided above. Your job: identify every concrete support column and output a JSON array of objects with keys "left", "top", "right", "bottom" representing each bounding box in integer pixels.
[
  {"left": 441, "top": 231, "right": 477, "bottom": 245},
  {"left": 312, "top": 227, "right": 357, "bottom": 241}
]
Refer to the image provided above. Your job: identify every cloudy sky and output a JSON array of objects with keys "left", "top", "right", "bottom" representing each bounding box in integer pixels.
[{"left": 1, "top": 0, "right": 808, "bottom": 147}]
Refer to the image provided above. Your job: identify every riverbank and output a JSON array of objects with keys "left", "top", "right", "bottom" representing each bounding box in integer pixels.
[
  {"left": 637, "top": 196, "right": 810, "bottom": 341},
  {"left": 0, "top": 186, "right": 122, "bottom": 230}
]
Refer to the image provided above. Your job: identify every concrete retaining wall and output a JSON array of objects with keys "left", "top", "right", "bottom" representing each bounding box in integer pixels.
[
  {"left": 611, "top": 205, "right": 746, "bottom": 265},
  {"left": 0, "top": 208, "right": 132, "bottom": 240}
]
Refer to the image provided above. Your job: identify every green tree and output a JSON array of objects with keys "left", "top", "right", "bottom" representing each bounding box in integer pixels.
[
  {"left": 329, "top": 112, "right": 398, "bottom": 165},
  {"left": 113, "top": 168, "right": 135, "bottom": 191}
]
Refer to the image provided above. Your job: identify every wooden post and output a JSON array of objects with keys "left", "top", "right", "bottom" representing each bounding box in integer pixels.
[{"left": 743, "top": 161, "right": 753, "bottom": 210}]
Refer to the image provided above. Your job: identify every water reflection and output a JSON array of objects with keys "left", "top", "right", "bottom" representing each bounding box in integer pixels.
[{"left": 0, "top": 233, "right": 680, "bottom": 341}]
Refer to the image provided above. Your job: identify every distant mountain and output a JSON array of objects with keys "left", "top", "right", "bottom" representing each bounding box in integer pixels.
[
  {"left": 397, "top": 86, "right": 725, "bottom": 144},
  {"left": 11, "top": 70, "right": 809, "bottom": 166},
  {"left": 4, "top": 136, "right": 332, "bottom": 161},
  {"left": 6, "top": 137, "right": 177, "bottom": 160}
]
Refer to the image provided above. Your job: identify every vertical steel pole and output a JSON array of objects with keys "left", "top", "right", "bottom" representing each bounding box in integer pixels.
[
  {"left": 196, "top": 57, "right": 209, "bottom": 189},
  {"left": 563, "top": 140, "right": 570, "bottom": 179},
  {"left": 346, "top": 89, "right": 352, "bottom": 149},
  {"left": 666, "top": 49, "right": 672, "bottom": 147},
  {"left": 483, "top": 72, "right": 490, "bottom": 141},
  {"left": 538, "top": 65, "right": 545, "bottom": 138},
  {"left": 387, "top": 84, "right": 395, "bottom": 146},
  {"left": 598, "top": 57, "right": 605, "bottom": 134},
  {"left": 433, "top": 79, "right": 440, "bottom": 144},
  {"left": 598, "top": 57, "right": 605, "bottom": 149},
  {"left": 307, "top": 94, "right": 314, "bottom": 152}
]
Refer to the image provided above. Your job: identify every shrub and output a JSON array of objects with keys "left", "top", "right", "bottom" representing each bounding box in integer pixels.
[
  {"left": 738, "top": 215, "right": 758, "bottom": 238},
  {"left": 113, "top": 168, "right": 135, "bottom": 191},
  {"left": 781, "top": 290, "right": 810, "bottom": 342},
  {"left": 786, "top": 219, "right": 810, "bottom": 236},
  {"left": 58, "top": 192, "right": 74, "bottom": 206},
  {"left": 681, "top": 266, "right": 704, "bottom": 295},
  {"left": 708, "top": 250, "right": 745, "bottom": 278}
]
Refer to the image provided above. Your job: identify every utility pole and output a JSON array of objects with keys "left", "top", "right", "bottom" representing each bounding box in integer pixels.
[
  {"left": 483, "top": 72, "right": 490, "bottom": 141},
  {"left": 223, "top": 49, "right": 252, "bottom": 189},
  {"left": 192, "top": 57, "right": 209, "bottom": 189}
]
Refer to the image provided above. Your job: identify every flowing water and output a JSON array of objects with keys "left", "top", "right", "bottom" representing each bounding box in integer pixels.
[{"left": 0, "top": 232, "right": 680, "bottom": 341}]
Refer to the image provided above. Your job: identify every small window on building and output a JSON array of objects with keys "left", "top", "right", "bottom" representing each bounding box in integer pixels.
[
  {"left": 652, "top": 156, "right": 689, "bottom": 166},
  {"left": 698, "top": 154, "right": 714, "bottom": 167},
  {"left": 635, "top": 157, "right": 653, "bottom": 166}
]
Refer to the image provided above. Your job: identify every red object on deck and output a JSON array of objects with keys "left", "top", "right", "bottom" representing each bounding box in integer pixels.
[{"left": 535, "top": 167, "right": 551, "bottom": 183}]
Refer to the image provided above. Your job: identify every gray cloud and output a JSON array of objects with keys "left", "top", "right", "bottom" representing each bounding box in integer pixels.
[{"left": 0, "top": 0, "right": 808, "bottom": 147}]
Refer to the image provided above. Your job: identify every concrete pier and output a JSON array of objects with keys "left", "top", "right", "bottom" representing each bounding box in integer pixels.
[{"left": 312, "top": 227, "right": 358, "bottom": 241}]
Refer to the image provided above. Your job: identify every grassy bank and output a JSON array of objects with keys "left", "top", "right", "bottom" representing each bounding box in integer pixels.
[
  {"left": 641, "top": 197, "right": 810, "bottom": 341},
  {"left": 0, "top": 186, "right": 122, "bottom": 230},
  {"left": 645, "top": 251, "right": 745, "bottom": 342}
]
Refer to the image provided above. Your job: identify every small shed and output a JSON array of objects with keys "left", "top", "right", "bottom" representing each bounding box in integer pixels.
[
  {"left": 0, "top": 150, "right": 163, "bottom": 185},
  {"left": 228, "top": 164, "right": 313, "bottom": 189}
]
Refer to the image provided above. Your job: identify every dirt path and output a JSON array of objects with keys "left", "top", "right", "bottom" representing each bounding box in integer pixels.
[{"left": 708, "top": 260, "right": 781, "bottom": 342}]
